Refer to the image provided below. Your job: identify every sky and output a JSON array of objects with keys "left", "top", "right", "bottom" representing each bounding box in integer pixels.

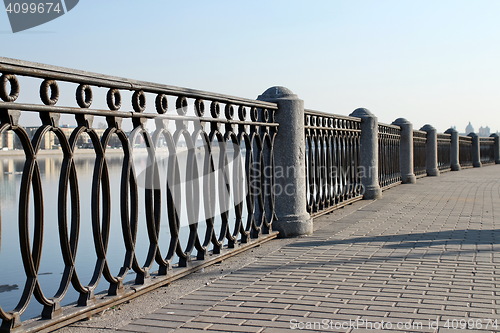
[{"left": 1, "top": 0, "right": 500, "bottom": 133}]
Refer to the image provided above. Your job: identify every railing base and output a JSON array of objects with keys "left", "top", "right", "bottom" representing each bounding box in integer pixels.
[
  {"left": 381, "top": 181, "right": 402, "bottom": 191},
  {"left": 310, "top": 196, "right": 364, "bottom": 219},
  {"left": 0, "top": 314, "right": 21, "bottom": 333},
  {"left": 18, "top": 233, "right": 278, "bottom": 333}
]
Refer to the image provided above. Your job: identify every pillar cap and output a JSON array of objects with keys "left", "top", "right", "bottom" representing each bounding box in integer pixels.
[
  {"left": 445, "top": 127, "right": 458, "bottom": 134},
  {"left": 350, "top": 108, "right": 375, "bottom": 118},
  {"left": 258, "top": 86, "right": 297, "bottom": 100},
  {"left": 392, "top": 118, "right": 411, "bottom": 126},
  {"left": 490, "top": 133, "right": 499, "bottom": 138},
  {"left": 420, "top": 124, "right": 436, "bottom": 132},
  {"left": 468, "top": 132, "right": 478, "bottom": 138}
]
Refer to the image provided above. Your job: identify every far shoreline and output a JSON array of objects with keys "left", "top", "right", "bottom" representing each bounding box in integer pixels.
[{"left": 0, "top": 148, "right": 131, "bottom": 158}]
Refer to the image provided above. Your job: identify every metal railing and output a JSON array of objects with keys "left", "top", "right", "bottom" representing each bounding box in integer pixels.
[
  {"left": 480, "top": 137, "right": 496, "bottom": 165},
  {"left": 1, "top": 56, "right": 499, "bottom": 333},
  {"left": 378, "top": 123, "right": 401, "bottom": 188},
  {"left": 304, "top": 110, "right": 362, "bottom": 217},
  {"left": 459, "top": 136, "right": 473, "bottom": 168},
  {"left": 437, "top": 133, "right": 451, "bottom": 171},
  {"left": 413, "top": 130, "right": 427, "bottom": 177},
  {"left": 0, "top": 57, "right": 278, "bottom": 331}
]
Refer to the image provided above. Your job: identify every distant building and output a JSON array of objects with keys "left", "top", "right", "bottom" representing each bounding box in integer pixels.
[
  {"left": 465, "top": 122, "right": 474, "bottom": 135},
  {"left": 0, "top": 131, "right": 15, "bottom": 150},
  {"left": 478, "top": 126, "right": 491, "bottom": 137},
  {"left": 456, "top": 122, "right": 495, "bottom": 137},
  {"left": 0, "top": 126, "right": 119, "bottom": 150}
]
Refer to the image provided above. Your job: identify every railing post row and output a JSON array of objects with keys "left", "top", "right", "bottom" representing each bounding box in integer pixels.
[
  {"left": 349, "top": 108, "right": 382, "bottom": 200},
  {"left": 257, "top": 86, "right": 312, "bottom": 237},
  {"left": 420, "top": 124, "right": 439, "bottom": 176},
  {"left": 392, "top": 118, "right": 416, "bottom": 184}
]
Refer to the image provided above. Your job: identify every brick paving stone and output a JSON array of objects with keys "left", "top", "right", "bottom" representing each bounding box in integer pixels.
[
  {"left": 116, "top": 166, "right": 500, "bottom": 332},
  {"left": 243, "top": 319, "right": 291, "bottom": 328},
  {"left": 257, "top": 308, "right": 310, "bottom": 317},
  {"left": 155, "top": 308, "right": 204, "bottom": 316},
  {"left": 126, "top": 319, "right": 183, "bottom": 329},
  {"left": 180, "top": 321, "right": 213, "bottom": 330},
  {"left": 117, "top": 324, "right": 176, "bottom": 333},
  {"left": 205, "top": 324, "right": 262, "bottom": 332},
  {"left": 172, "top": 330, "right": 220, "bottom": 333},
  {"left": 184, "top": 310, "right": 228, "bottom": 318},
  {"left": 211, "top": 305, "right": 260, "bottom": 314},
  {"left": 261, "top": 329, "right": 309, "bottom": 333},
  {"left": 238, "top": 301, "right": 289, "bottom": 310},
  {"left": 191, "top": 316, "right": 246, "bottom": 325},
  {"left": 225, "top": 312, "right": 278, "bottom": 321},
  {"left": 141, "top": 313, "right": 195, "bottom": 323}
]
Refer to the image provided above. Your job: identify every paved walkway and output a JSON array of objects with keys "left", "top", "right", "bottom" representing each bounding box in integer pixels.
[{"left": 64, "top": 165, "right": 500, "bottom": 333}]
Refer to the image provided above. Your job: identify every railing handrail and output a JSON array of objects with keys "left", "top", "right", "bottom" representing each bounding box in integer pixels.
[
  {"left": 413, "top": 129, "right": 427, "bottom": 138},
  {"left": 378, "top": 122, "right": 401, "bottom": 130},
  {"left": 437, "top": 133, "right": 451, "bottom": 139},
  {"left": 0, "top": 56, "right": 277, "bottom": 110},
  {"left": 304, "top": 108, "right": 361, "bottom": 122},
  {"left": 0, "top": 102, "right": 279, "bottom": 127},
  {"left": 459, "top": 135, "right": 473, "bottom": 141}
]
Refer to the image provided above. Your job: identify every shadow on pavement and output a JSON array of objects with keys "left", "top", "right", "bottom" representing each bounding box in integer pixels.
[{"left": 288, "top": 229, "right": 500, "bottom": 249}]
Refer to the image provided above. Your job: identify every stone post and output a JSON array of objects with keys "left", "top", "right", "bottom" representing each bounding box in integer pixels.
[
  {"left": 392, "top": 118, "right": 416, "bottom": 184},
  {"left": 469, "top": 132, "right": 481, "bottom": 168},
  {"left": 349, "top": 108, "right": 382, "bottom": 199},
  {"left": 420, "top": 124, "right": 439, "bottom": 176},
  {"left": 490, "top": 133, "right": 500, "bottom": 164},
  {"left": 445, "top": 127, "right": 460, "bottom": 171},
  {"left": 257, "top": 86, "right": 312, "bottom": 237}
]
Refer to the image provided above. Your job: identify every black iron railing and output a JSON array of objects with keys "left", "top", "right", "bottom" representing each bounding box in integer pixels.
[
  {"left": 480, "top": 137, "right": 495, "bottom": 165},
  {"left": 378, "top": 123, "right": 401, "bottom": 188},
  {"left": 459, "top": 136, "right": 473, "bottom": 168},
  {"left": 437, "top": 133, "right": 451, "bottom": 171},
  {"left": 304, "top": 110, "right": 362, "bottom": 217},
  {"left": 0, "top": 58, "right": 278, "bottom": 331},
  {"left": 413, "top": 130, "right": 427, "bottom": 177},
  {"left": 1, "top": 56, "right": 500, "bottom": 333}
]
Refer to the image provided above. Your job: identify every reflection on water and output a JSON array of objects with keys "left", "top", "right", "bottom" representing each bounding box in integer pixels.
[
  {"left": 0, "top": 285, "right": 18, "bottom": 293},
  {"left": 0, "top": 159, "right": 25, "bottom": 207}
]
